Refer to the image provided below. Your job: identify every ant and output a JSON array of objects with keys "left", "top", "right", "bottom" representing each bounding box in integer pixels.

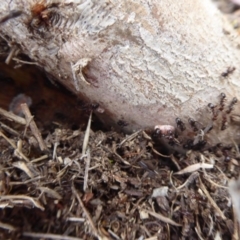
[
  {"left": 188, "top": 118, "right": 199, "bottom": 132},
  {"left": 221, "top": 67, "right": 236, "bottom": 77},
  {"left": 176, "top": 117, "right": 186, "bottom": 131},
  {"left": 208, "top": 103, "right": 218, "bottom": 120},
  {"left": 29, "top": 1, "right": 60, "bottom": 33},
  {"left": 221, "top": 114, "right": 228, "bottom": 130},
  {"left": 226, "top": 97, "right": 238, "bottom": 114},
  {"left": 117, "top": 120, "right": 128, "bottom": 127},
  {"left": 219, "top": 92, "right": 226, "bottom": 111}
]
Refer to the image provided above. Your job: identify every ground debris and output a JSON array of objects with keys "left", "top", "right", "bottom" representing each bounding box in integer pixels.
[{"left": 0, "top": 113, "right": 239, "bottom": 239}]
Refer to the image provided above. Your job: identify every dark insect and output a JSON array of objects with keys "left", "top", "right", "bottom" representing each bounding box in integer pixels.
[
  {"left": 188, "top": 118, "right": 199, "bottom": 132},
  {"left": 176, "top": 117, "right": 186, "bottom": 131},
  {"left": 222, "top": 148, "right": 232, "bottom": 162},
  {"left": 90, "top": 103, "right": 99, "bottom": 110},
  {"left": 221, "top": 67, "right": 236, "bottom": 77},
  {"left": 208, "top": 103, "right": 218, "bottom": 120},
  {"left": 29, "top": 1, "right": 60, "bottom": 34},
  {"left": 183, "top": 139, "right": 206, "bottom": 150},
  {"left": 221, "top": 114, "right": 228, "bottom": 131},
  {"left": 0, "top": 10, "right": 23, "bottom": 24},
  {"left": 226, "top": 97, "right": 238, "bottom": 114},
  {"left": 183, "top": 139, "right": 194, "bottom": 149},
  {"left": 219, "top": 92, "right": 226, "bottom": 111},
  {"left": 117, "top": 120, "right": 128, "bottom": 127}
]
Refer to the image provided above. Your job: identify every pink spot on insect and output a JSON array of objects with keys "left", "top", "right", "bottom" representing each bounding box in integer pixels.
[
  {"left": 9, "top": 93, "right": 32, "bottom": 117},
  {"left": 154, "top": 125, "right": 175, "bottom": 136}
]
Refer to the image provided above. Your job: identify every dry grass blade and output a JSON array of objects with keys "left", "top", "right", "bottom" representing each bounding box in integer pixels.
[
  {"left": 37, "top": 187, "right": 62, "bottom": 200},
  {"left": 146, "top": 210, "right": 182, "bottom": 227},
  {"left": 12, "top": 161, "right": 34, "bottom": 178},
  {"left": 0, "top": 130, "right": 16, "bottom": 149},
  {"left": 102, "top": 145, "right": 131, "bottom": 165},
  {"left": 22, "top": 232, "right": 83, "bottom": 240},
  {"left": 174, "top": 163, "right": 213, "bottom": 175},
  {"left": 203, "top": 175, "right": 228, "bottom": 189},
  {"left": 0, "top": 221, "right": 17, "bottom": 231},
  {"left": 82, "top": 111, "right": 92, "bottom": 155},
  {"left": 119, "top": 130, "right": 142, "bottom": 147},
  {"left": 9, "top": 176, "right": 43, "bottom": 186},
  {"left": 199, "top": 177, "right": 226, "bottom": 220},
  {"left": 0, "top": 107, "right": 26, "bottom": 125},
  {"left": 195, "top": 216, "right": 204, "bottom": 240},
  {"left": 0, "top": 121, "right": 19, "bottom": 136},
  {"left": 21, "top": 103, "right": 47, "bottom": 151},
  {"left": 0, "top": 130, "right": 29, "bottom": 162},
  {"left": 83, "top": 148, "right": 91, "bottom": 192},
  {"left": 0, "top": 195, "right": 44, "bottom": 211},
  {"left": 72, "top": 184, "right": 100, "bottom": 239},
  {"left": 176, "top": 172, "right": 199, "bottom": 190}
]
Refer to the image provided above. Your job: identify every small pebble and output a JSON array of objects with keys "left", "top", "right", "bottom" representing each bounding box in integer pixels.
[{"left": 9, "top": 93, "right": 32, "bottom": 117}]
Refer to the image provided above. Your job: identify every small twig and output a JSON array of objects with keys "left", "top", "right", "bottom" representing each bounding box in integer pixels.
[
  {"left": 52, "top": 142, "right": 59, "bottom": 161},
  {"left": 5, "top": 45, "right": 18, "bottom": 64},
  {"left": 66, "top": 217, "right": 85, "bottom": 222},
  {"left": 21, "top": 103, "right": 47, "bottom": 151},
  {"left": 9, "top": 176, "right": 44, "bottom": 186},
  {"left": 22, "top": 232, "right": 83, "bottom": 240},
  {"left": 82, "top": 112, "right": 92, "bottom": 155},
  {"left": 0, "top": 107, "right": 26, "bottom": 125},
  {"left": 199, "top": 177, "right": 226, "bottom": 220},
  {"left": 83, "top": 148, "right": 91, "bottom": 192},
  {"left": 72, "top": 184, "right": 100, "bottom": 238},
  {"left": 31, "top": 154, "right": 49, "bottom": 163},
  {"left": 146, "top": 210, "right": 182, "bottom": 227},
  {"left": 12, "top": 57, "right": 38, "bottom": 65}
]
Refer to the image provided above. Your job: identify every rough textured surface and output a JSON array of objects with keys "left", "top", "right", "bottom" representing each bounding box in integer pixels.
[{"left": 1, "top": 0, "right": 240, "bottom": 144}]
